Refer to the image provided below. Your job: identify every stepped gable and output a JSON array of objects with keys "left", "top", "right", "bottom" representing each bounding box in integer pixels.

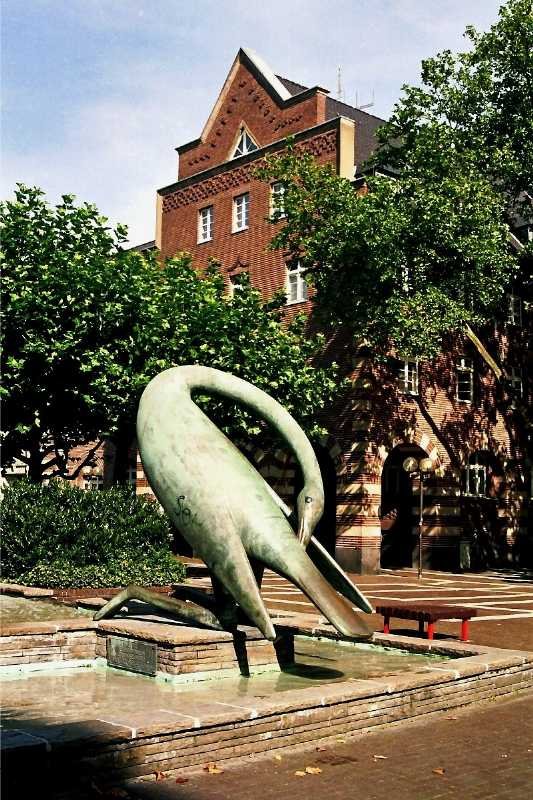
[{"left": 175, "top": 48, "right": 331, "bottom": 181}]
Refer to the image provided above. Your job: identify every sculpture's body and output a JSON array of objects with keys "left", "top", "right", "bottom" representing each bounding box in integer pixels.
[{"left": 97, "top": 366, "right": 372, "bottom": 640}]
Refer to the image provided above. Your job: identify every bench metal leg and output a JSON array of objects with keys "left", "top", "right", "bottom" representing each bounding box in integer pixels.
[
  {"left": 418, "top": 618, "right": 425, "bottom": 637},
  {"left": 427, "top": 621, "right": 435, "bottom": 640},
  {"left": 461, "top": 619, "right": 469, "bottom": 641},
  {"left": 383, "top": 615, "right": 390, "bottom": 634}
]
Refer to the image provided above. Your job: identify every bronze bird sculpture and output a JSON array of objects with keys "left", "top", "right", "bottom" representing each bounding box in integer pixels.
[{"left": 96, "top": 366, "right": 372, "bottom": 639}]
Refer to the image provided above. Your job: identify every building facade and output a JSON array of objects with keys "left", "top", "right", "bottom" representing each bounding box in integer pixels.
[{"left": 147, "top": 49, "right": 531, "bottom": 573}]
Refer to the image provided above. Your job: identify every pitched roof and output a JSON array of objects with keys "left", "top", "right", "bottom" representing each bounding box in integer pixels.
[
  {"left": 276, "top": 76, "right": 309, "bottom": 96},
  {"left": 325, "top": 96, "right": 385, "bottom": 169},
  {"left": 277, "top": 72, "right": 386, "bottom": 168}
]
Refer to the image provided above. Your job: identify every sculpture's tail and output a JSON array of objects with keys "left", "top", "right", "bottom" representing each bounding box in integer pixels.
[{"left": 248, "top": 532, "right": 372, "bottom": 640}]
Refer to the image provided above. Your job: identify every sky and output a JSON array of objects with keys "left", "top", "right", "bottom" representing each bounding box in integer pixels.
[{"left": 2, "top": 0, "right": 505, "bottom": 245}]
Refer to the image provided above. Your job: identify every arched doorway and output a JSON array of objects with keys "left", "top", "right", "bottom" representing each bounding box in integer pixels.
[{"left": 380, "top": 443, "right": 428, "bottom": 569}]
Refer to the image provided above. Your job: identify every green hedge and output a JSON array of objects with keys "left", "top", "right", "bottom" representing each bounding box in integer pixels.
[{"left": 1, "top": 480, "right": 186, "bottom": 587}]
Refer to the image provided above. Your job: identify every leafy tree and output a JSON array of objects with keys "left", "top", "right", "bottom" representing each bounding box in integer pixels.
[
  {"left": 1, "top": 185, "right": 146, "bottom": 481},
  {"left": 1, "top": 186, "right": 339, "bottom": 482},
  {"left": 258, "top": 0, "right": 531, "bottom": 362},
  {"left": 376, "top": 0, "right": 532, "bottom": 219},
  {"left": 260, "top": 147, "right": 515, "bottom": 359},
  {"left": 113, "top": 257, "right": 339, "bottom": 477}
]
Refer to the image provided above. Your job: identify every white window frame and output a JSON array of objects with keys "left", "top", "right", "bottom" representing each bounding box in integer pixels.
[
  {"left": 397, "top": 360, "right": 418, "bottom": 395},
  {"left": 232, "top": 193, "right": 249, "bottom": 233},
  {"left": 270, "top": 181, "right": 286, "bottom": 218},
  {"left": 507, "top": 294, "right": 523, "bottom": 326},
  {"left": 456, "top": 357, "right": 474, "bottom": 403},
  {"left": 508, "top": 367, "right": 523, "bottom": 405},
  {"left": 464, "top": 454, "right": 488, "bottom": 497},
  {"left": 127, "top": 462, "right": 137, "bottom": 487},
  {"left": 84, "top": 474, "right": 104, "bottom": 491},
  {"left": 286, "top": 262, "right": 308, "bottom": 305},
  {"left": 231, "top": 128, "right": 258, "bottom": 159},
  {"left": 197, "top": 205, "right": 213, "bottom": 243}
]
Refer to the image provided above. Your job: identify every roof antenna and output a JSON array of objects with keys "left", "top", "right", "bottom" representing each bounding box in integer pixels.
[
  {"left": 337, "top": 66, "right": 344, "bottom": 102},
  {"left": 356, "top": 88, "right": 375, "bottom": 111}
]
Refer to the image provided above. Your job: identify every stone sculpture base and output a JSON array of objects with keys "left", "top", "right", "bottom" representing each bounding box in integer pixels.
[{"left": 95, "top": 619, "right": 294, "bottom": 681}]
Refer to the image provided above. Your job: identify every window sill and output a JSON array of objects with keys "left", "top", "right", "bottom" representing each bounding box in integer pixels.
[
  {"left": 231, "top": 226, "right": 249, "bottom": 235},
  {"left": 286, "top": 298, "right": 308, "bottom": 306},
  {"left": 197, "top": 237, "right": 213, "bottom": 245}
]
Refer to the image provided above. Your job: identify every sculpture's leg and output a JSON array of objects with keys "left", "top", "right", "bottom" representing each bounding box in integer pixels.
[
  {"left": 171, "top": 584, "right": 219, "bottom": 611},
  {"left": 206, "top": 539, "right": 277, "bottom": 641},
  {"left": 94, "top": 584, "right": 224, "bottom": 630},
  {"left": 250, "top": 559, "right": 265, "bottom": 589},
  {"left": 210, "top": 575, "right": 240, "bottom": 631}
]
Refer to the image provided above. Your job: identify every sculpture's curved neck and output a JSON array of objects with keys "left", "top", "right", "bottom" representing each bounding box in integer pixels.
[{"left": 177, "top": 365, "right": 322, "bottom": 495}]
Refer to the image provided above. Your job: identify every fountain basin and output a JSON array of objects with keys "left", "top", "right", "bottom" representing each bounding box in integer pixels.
[{"left": 2, "top": 604, "right": 533, "bottom": 797}]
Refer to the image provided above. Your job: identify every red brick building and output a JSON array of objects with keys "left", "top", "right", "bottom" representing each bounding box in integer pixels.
[{"left": 147, "top": 48, "right": 531, "bottom": 574}]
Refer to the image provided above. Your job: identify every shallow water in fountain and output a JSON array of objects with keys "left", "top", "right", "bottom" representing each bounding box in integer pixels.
[
  {"left": 0, "top": 636, "right": 450, "bottom": 730},
  {"left": 0, "top": 595, "right": 93, "bottom": 624}
]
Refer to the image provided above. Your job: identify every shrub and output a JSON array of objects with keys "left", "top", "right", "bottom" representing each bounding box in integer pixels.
[
  {"left": 1, "top": 480, "right": 185, "bottom": 587},
  {"left": 20, "top": 550, "right": 186, "bottom": 588}
]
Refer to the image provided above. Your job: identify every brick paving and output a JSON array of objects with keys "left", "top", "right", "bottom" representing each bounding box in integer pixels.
[
  {"left": 188, "top": 565, "right": 533, "bottom": 650},
  {"left": 124, "top": 690, "right": 533, "bottom": 800}
]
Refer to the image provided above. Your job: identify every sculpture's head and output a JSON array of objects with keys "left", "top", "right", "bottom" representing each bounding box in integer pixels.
[{"left": 296, "top": 483, "right": 325, "bottom": 549}]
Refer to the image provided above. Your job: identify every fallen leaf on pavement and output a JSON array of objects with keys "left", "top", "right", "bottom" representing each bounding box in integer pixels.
[
  {"left": 294, "top": 770, "right": 307, "bottom": 777},
  {"left": 175, "top": 777, "right": 189, "bottom": 784},
  {"left": 373, "top": 755, "right": 388, "bottom": 760},
  {"left": 432, "top": 768, "right": 446, "bottom": 776},
  {"left": 305, "top": 766, "right": 322, "bottom": 775},
  {"left": 204, "top": 763, "right": 224, "bottom": 775},
  {"left": 154, "top": 771, "right": 167, "bottom": 782}
]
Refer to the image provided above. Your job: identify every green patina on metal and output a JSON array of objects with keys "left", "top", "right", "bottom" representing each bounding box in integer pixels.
[{"left": 96, "top": 366, "right": 373, "bottom": 640}]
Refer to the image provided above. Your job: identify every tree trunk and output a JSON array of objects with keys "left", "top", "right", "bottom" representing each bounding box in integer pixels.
[
  {"left": 27, "top": 444, "right": 43, "bottom": 483},
  {"left": 109, "top": 427, "right": 135, "bottom": 485}
]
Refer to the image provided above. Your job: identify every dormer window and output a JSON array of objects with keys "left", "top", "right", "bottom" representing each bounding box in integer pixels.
[{"left": 231, "top": 127, "right": 258, "bottom": 159}]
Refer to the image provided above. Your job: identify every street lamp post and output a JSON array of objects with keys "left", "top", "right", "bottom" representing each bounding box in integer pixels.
[{"left": 402, "top": 456, "right": 435, "bottom": 580}]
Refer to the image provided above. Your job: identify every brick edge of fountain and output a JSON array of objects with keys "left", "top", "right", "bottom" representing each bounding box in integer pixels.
[{"left": 2, "top": 612, "right": 533, "bottom": 794}]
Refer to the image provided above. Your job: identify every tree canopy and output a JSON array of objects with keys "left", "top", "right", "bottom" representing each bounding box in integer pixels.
[
  {"left": 258, "top": 0, "right": 531, "bottom": 360},
  {"left": 376, "top": 0, "right": 532, "bottom": 216},
  {"left": 1, "top": 186, "right": 339, "bottom": 481}
]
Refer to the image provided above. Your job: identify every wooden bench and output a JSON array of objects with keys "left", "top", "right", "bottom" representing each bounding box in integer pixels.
[{"left": 375, "top": 603, "right": 477, "bottom": 642}]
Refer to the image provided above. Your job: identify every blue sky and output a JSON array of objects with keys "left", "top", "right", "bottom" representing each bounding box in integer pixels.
[{"left": 2, "top": 1, "right": 504, "bottom": 244}]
